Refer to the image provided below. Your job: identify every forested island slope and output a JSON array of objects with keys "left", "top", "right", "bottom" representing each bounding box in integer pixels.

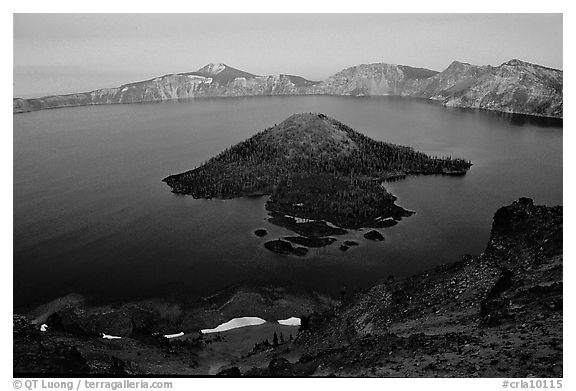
[{"left": 163, "top": 113, "right": 471, "bottom": 229}]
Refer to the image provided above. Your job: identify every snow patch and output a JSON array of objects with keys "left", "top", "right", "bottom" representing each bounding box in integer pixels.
[
  {"left": 283, "top": 213, "right": 316, "bottom": 223},
  {"left": 163, "top": 332, "right": 185, "bottom": 339},
  {"left": 283, "top": 213, "right": 342, "bottom": 229},
  {"left": 201, "top": 317, "right": 266, "bottom": 334},
  {"left": 324, "top": 221, "right": 342, "bottom": 229},
  {"left": 294, "top": 216, "right": 313, "bottom": 223},
  {"left": 277, "top": 317, "right": 301, "bottom": 326},
  {"left": 187, "top": 75, "right": 212, "bottom": 83},
  {"left": 102, "top": 333, "right": 122, "bottom": 340}
]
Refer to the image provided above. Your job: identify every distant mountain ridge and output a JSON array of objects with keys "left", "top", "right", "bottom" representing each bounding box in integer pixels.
[
  {"left": 13, "top": 59, "right": 562, "bottom": 118},
  {"left": 413, "top": 59, "right": 563, "bottom": 117}
]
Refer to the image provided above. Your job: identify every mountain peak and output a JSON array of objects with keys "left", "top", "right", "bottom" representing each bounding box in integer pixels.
[
  {"left": 501, "top": 58, "right": 562, "bottom": 73},
  {"left": 266, "top": 113, "right": 357, "bottom": 157},
  {"left": 280, "top": 112, "right": 327, "bottom": 124},
  {"left": 446, "top": 60, "right": 472, "bottom": 69},
  {"left": 274, "top": 113, "right": 342, "bottom": 135},
  {"left": 193, "top": 63, "right": 257, "bottom": 83},
  {"left": 197, "top": 63, "right": 228, "bottom": 75},
  {"left": 503, "top": 59, "right": 530, "bottom": 67}
]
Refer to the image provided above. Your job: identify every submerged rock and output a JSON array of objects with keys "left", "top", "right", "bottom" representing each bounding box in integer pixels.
[
  {"left": 363, "top": 230, "right": 384, "bottom": 241},
  {"left": 254, "top": 229, "right": 268, "bottom": 237},
  {"left": 264, "top": 239, "right": 308, "bottom": 256}
]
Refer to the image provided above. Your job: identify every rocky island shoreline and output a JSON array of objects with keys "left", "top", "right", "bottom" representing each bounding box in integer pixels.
[{"left": 13, "top": 198, "right": 562, "bottom": 376}]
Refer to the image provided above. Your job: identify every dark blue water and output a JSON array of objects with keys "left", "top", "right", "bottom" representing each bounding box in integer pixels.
[{"left": 13, "top": 96, "right": 562, "bottom": 310}]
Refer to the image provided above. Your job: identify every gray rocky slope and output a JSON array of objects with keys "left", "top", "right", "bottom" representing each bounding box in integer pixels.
[{"left": 14, "top": 59, "right": 562, "bottom": 118}]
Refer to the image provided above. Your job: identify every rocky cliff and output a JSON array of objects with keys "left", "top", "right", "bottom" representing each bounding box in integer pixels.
[
  {"left": 14, "top": 59, "right": 562, "bottom": 118},
  {"left": 263, "top": 198, "right": 562, "bottom": 377},
  {"left": 308, "top": 63, "right": 438, "bottom": 96},
  {"left": 415, "top": 60, "right": 563, "bottom": 118},
  {"left": 13, "top": 64, "right": 319, "bottom": 112},
  {"left": 13, "top": 198, "right": 562, "bottom": 376}
]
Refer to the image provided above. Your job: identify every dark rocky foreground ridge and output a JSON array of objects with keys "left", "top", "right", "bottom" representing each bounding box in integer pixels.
[
  {"left": 163, "top": 113, "right": 471, "bottom": 232},
  {"left": 13, "top": 198, "right": 562, "bottom": 376},
  {"left": 14, "top": 59, "right": 562, "bottom": 118}
]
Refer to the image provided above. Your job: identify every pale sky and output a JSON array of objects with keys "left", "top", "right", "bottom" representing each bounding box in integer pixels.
[{"left": 13, "top": 14, "right": 563, "bottom": 98}]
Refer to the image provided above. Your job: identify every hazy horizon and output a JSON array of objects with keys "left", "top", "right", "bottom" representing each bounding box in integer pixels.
[{"left": 14, "top": 14, "right": 563, "bottom": 98}]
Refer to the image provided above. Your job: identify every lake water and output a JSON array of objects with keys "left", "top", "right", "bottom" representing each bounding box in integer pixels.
[{"left": 13, "top": 96, "right": 562, "bottom": 311}]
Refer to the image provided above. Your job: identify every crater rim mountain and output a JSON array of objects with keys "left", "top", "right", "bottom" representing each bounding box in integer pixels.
[{"left": 13, "top": 59, "right": 563, "bottom": 118}]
